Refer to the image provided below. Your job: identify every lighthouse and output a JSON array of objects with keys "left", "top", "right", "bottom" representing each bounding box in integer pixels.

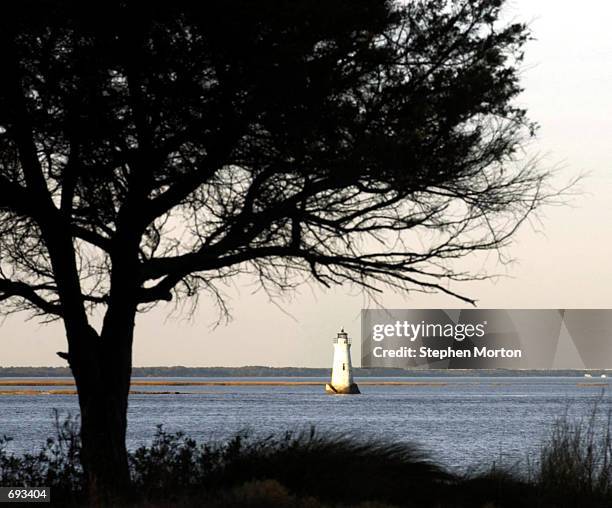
[{"left": 325, "top": 328, "right": 360, "bottom": 394}]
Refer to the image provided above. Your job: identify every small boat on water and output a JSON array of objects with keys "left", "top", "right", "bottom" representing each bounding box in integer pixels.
[{"left": 584, "top": 373, "right": 592, "bottom": 377}]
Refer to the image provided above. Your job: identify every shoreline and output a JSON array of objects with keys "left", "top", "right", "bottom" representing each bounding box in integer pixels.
[
  {"left": 0, "top": 379, "right": 607, "bottom": 394},
  {"left": 0, "top": 380, "right": 448, "bottom": 387},
  {"left": 1, "top": 367, "right": 610, "bottom": 379}
]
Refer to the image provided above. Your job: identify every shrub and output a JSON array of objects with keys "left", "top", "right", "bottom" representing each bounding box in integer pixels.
[
  {"left": 130, "top": 427, "right": 451, "bottom": 506},
  {"left": 0, "top": 411, "right": 82, "bottom": 489},
  {"left": 1, "top": 401, "right": 612, "bottom": 507},
  {"left": 535, "top": 397, "right": 612, "bottom": 506},
  {"left": 0, "top": 411, "right": 83, "bottom": 505}
]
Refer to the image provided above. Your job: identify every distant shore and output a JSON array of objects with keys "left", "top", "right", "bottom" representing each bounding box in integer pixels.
[
  {"left": 0, "top": 379, "right": 448, "bottom": 388},
  {"left": 0, "top": 379, "right": 449, "bottom": 395},
  {"left": 0, "top": 366, "right": 609, "bottom": 378},
  {"left": 0, "top": 378, "right": 608, "bottom": 395}
]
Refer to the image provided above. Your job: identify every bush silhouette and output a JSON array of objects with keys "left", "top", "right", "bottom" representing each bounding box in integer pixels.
[{"left": 1, "top": 404, "right": 612, "bottom": 507}]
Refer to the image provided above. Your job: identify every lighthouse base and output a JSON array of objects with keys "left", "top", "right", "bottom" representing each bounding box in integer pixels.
[{"left": 325, "top": 383, "right": 360, "bottom": 394}]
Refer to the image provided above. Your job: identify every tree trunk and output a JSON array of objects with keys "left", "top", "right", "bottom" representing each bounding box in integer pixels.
[{"left": 69, "top": 323, "right": 134, "bottom": 505}]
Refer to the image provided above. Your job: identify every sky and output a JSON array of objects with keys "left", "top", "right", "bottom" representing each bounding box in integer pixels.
[{"left": 1, "top": 0, "right": 612, "bottom": 368}]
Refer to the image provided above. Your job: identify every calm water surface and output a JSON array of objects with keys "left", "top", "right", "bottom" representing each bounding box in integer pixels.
[{"left": 1, "top": 376, "right": 610, "bottom": 471}]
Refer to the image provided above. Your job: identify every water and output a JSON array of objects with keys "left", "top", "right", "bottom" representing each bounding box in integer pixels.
[{"left": 1, "top": 376, "right": 610, "bottom": 471}]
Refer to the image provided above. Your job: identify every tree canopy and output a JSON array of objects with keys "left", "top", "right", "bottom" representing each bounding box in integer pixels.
[
  {"left": 0, "top": 0, "right": 545, "bottom": 320},
  {"left": 0, "top": 0, "right": 555, "bottom": 496}
]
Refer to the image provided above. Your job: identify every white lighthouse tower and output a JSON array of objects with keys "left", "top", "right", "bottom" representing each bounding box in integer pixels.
[{"left": 325, "top": 328, "right": 360, "bottom": 394}]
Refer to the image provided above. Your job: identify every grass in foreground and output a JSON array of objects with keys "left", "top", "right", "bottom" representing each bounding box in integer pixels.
[{"left": 1, "top": 402, "right": 611, "bottom": 507}]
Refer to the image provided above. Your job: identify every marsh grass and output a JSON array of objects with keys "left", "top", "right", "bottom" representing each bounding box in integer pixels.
[
  {"left": 0, "top": 380, "right": 446, "bottom": 387},
  {"left": 533, "top": 397, "right": 612, "bottom": 506},
  {"left": 130, "top": 426, "right": 451, "bottom": 506},
  {"left": 1, "top": 400, "right": 612, "bottom": 507}
]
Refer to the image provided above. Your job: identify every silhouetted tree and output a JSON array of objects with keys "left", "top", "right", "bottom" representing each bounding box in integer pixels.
[{"left": 0, "top": 0, "right": 553, "bottom": 500}]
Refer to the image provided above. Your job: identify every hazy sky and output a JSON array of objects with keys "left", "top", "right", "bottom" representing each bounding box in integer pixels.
[{"left": 2, "top": 0, "right": 611, "bottom": 367}]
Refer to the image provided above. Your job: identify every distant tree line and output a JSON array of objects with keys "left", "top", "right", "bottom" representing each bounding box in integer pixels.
[{"left": 0, "top": 366, "right": 599, "bottom": 377}]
